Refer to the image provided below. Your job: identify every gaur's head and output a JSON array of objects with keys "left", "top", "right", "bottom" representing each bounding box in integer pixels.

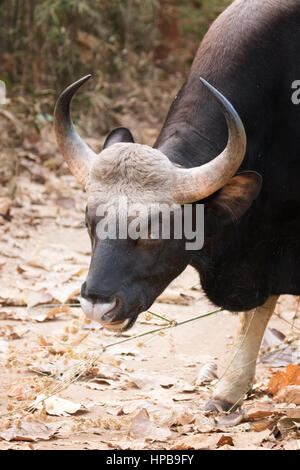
[{"left": 54, "top": 75, "right": 261, "bottom": 331}]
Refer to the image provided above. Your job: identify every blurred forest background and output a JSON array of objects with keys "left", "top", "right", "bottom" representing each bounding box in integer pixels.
[{"left": 0, "top": 0, "right": 231, "bottom": 187}]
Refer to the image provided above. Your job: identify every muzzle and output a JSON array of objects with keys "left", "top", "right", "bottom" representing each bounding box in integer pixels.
[{"left": 79, "top": 297, "right": 133, "bottom": 331}]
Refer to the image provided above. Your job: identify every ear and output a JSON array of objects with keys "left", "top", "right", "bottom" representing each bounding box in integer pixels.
[
  {"left": 103, "top": 127, "right": 134, "bottom": 149},
  {"left": 205, "top": 171, "right": 262, "bottom": 224}
]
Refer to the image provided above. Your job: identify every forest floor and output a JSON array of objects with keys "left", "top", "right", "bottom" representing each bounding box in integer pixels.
[{"left": 0, "top": 123, "right": 300, "bottom": 450}]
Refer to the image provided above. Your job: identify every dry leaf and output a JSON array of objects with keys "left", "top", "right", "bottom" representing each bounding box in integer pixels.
[
  {"left": 17, "top": 265, "right": 26, "bottom": 274},
  {"left": 29, "top": 358, "right": 78, "bottom": 377},
  {"left": 262, "top": 328, "right": 285, "bottom": 348},
  {"left": 129, "top": 373, "right": 175, "bottom": 391},
  {"left": 216, "top": 434, "right": 234, "bottom": 447},
  {"left": 176, "top": 380, "right": 196, "bottom": 393},
  {"left": 244, "top": 403, "right": 277, "bottom": 420},
  {"left": 48, "top": 283, "right": 80, "bottom": 304},
  {"left": 130, "top": 408, "right": 171, "bottom": 442},
  {"left": 286, "top": 407, "right": 300, "bottom": 421},
  {"left": 250, "top": 420, "right": 271, "bottom": 432},
  {"left": 275, "top": 385, "right": 300, "bottom": 405},
  {"left": 71, "top": 267, "right": 87, "bottom": 278},
  {"left": 0, "top": 324, "right": 29, "bottom": 339},
  {"left": 31, "top": 394, "right": 88, "bottom": 416},
  {"left": 260, "top": 330, "right": 300, "bottom": 367},
  {"left": 0, "top": 310, "right": 27, "bottom": 321},
  {"left": 0, "top": 291, "right": 25, "bottom": 306},
  {"left": 119, "top": 400, "right": 174, "bottom": 427},
  {"left": 276, "top": 417, "right": 299, "bottom": 438},
  {"left": 196, "top": 362, "right": 218, "bottom": 385},
  {"left": 32, "top": 305, "right": 71, "bottom": 322},
  {"left": 267, "top": 365, "right": 300, "bottom": 395},
  {"left": 0, "top": 419, "right": 56, "bottom": 442},
  {"left": 91, "top": 364, "right": 123, "bottom": 381},
  {"left": 23, "top": 289, "right": 53, "bottom": 308},
  {"left": 216, "top": 409, "right": 245, "bottom": 428},
  {"left": 6, "top": 383, "right": 33, "bottom": 401},
  {"left": 193, "top": 414, "right": 216, "bottom": 433},
  {"left": 172, "top": 434, "right": 219, "bottom": 450}
]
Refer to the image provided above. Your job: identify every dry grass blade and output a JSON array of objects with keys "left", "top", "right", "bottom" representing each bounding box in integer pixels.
[{"left": 0, "top": 307, "right": 221, "bottom": 418}]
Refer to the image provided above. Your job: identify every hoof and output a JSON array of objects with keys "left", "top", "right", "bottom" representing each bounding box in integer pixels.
[{"left": 204, "top": 399, "right": 236, "bottom": 413}]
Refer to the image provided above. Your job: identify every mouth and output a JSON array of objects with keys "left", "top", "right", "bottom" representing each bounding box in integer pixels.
[{"left": 79, "top": 297, "right": 138, "bottom": 332}]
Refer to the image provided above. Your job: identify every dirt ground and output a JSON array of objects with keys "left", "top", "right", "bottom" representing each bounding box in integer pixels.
[{"left": 0, "top": 169, "right": 299, "bottom": 450}]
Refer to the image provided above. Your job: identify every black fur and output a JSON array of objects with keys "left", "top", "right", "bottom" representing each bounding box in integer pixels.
[
  {"left": 83, "top": 0, "right": 300, "bottom": 321},
  {"left": 154, "top": 0, "right": 300, "bottom": 311}
]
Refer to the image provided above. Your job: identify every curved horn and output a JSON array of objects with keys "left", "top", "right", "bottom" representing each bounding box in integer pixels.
[
  {"left": 170, "top": 78, "right": 247, "bottom": 204},
  {"left": 54, "top": 75, "right": 96, "bottom": 187}
]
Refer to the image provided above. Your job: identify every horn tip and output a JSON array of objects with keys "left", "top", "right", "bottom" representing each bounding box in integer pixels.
[
  {"left": 199, "top": 77, "right": 214, "bottom": 92},
  {"left": 79, "top": 74, "right": 92, "bottom": 84}
]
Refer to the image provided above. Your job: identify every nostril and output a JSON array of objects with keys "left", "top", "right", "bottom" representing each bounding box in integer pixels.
[
  {"left": 83, "top": 285, "right": 114, "bottom": 303},
  {"left": 101, "top": 296, "right": 122, "bottom": 322},
  {"left": 93, "top": 298, "right": 117, "bottom": 323},
  {"left": 86, "top": 291, "right": 100, "bottom": 303}
]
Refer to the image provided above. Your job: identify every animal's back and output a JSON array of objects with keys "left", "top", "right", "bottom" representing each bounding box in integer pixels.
[
  {"left": 157, "top": 0, "right": 300, "bottom": 183},
  {"left": 156, "top": 0, "right": 300, "bottom": 307}
]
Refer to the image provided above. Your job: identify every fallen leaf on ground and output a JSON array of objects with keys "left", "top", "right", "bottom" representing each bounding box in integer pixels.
[
  {"left": 0, "top": 324, "right": 29, "bottom": 339},
  {"left": 91, "top": 364, "right": 124, "bottom": 381},
  {"left": 16, "top": 265, "right": 26, "bottom": 274},
  {"left": 285, "top": 407, "right": 300, "bottom": 421},
  {"left": 171, "top": 434, "right": 219, "bottom": 450},
  {"left": 250, "top": 419, "right": 271, "bottom": 432},
  {"left": 275, "top": 417, "right": 299, "bottom": 438},
  {"left": 48, "top": 283, "right": 80, "bottom": 304},
  {"left": 0, "top": 419, "right": 56, "bottom": 442},
  {"left": 130, "top": 408, "right": 171, "bottom": 442},
  {"left": 260, "top": 330, "right": 300, "bottom": 367},
  {"left": 196, "top": 362, "right": 218, "bottom": 385},
  {"left": 176, "top": 379, "right": 196, "bottom": 393},
  {"left": 0, "top": 291, "right": 25, "bottom": 306},
  {"left": 0, "top": 310, "right": 27, "bottom": 321},
  {"left": 120, "top": 400, "right": 168, "bottom": 415},
  {"left": 29, "top": 359, "right": 78, "bottom": 377},
  {"left": 193, "top": 414, "right": 216, "bottom": 433},
  {"left": 6, "top": 383, "right": 33, "bottom": 400},
  {"left": 23, "top": 289, "right": 53, "bottom": 308},
  {"left": 31, "top": 305, "right": 71, "bottom": 322},
  {"left": 267, "top": 365, "right": 300, "bottom": 395},
  {"left": 31, "top": 394, "right": 88, "bottom": 416},
  {"left": 244, "top": 403, "right": 277, "bottom": 420},
  {"left": 128, "top": 373, "right": 175, "bottom": 391},
  {"left": 102, "top": 439, "right": 146, "bottom": 450},
  {"left": 216, "top": 434, "right": 234, "bottom": 447},
  {"left": 275, "top": 385, "right": 300, "bottom": 405},
  {"left": 262, "top": 328, "right": 285, "bottom": 349},
  {"left": 85, "top": 379, "right": 115, "bottom": 390},
  {"left": 216, "top": 409, "right": 245, "bottom": 428}
]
